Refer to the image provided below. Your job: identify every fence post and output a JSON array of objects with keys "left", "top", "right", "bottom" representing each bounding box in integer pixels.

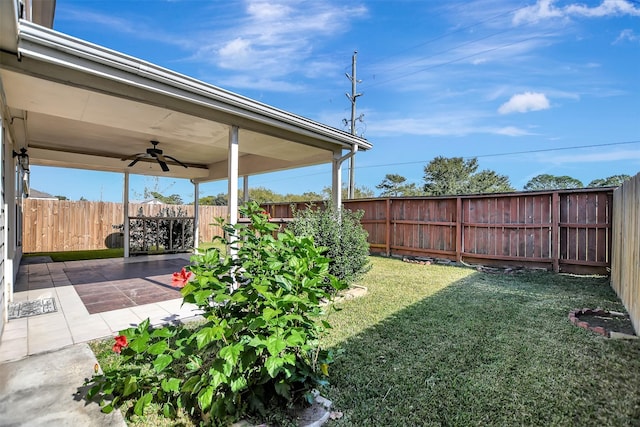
[
  {"left": 551, "top": 191, "right": 560, "bottom": 273},
  {"left": 455, "top": 197, "right": 462, "bottom": 262},
  {"left": 385, "top": 198, "right": 391, "bottom": 256}
]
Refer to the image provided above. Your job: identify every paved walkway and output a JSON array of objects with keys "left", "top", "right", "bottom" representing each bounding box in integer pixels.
[
  {"left": 0, "top": 253, "right": 201, "bottom": 362},
  {"left": 0, "top": 254, "right": 204, "bottom": 426}
]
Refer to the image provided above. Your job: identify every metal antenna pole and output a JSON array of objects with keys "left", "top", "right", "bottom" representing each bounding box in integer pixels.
[{"left": 345, "top": 51, "right": 362, "bottom": 199}]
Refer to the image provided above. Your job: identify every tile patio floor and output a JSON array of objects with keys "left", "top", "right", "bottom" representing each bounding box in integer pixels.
[{"left": 0, "top": 253, "right": 203, "bottom": 363}]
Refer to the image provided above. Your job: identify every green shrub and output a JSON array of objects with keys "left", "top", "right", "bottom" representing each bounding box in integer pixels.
[
  {"left": 289, "top": 203, "right": 371, "bottom": 285},
  {"left": 86, "top": 202, "right": 346, "bottom": 425}
]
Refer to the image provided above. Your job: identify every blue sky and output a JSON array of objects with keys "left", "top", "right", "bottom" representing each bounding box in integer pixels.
[{"left": 32, "top": 0, "right": 640, "bottom": 202}]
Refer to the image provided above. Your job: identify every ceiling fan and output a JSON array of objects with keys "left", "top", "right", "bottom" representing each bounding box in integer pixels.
[{"left": 123, "top": 140, "right": 187, "bottom": 172}]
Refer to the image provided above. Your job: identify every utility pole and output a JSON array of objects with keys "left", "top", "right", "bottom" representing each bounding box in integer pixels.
[{"left": 345, "top": 51, "right": 362, "bottom": 199}]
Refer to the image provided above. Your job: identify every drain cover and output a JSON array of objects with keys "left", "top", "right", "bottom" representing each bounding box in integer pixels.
[{"left": 8, "top": 298, "right": 57, "bottom": 319}]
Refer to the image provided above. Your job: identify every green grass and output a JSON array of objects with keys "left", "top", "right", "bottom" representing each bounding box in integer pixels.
[
  {"left": 24, "top": 248, "right": 125, "bottom": 262},
  {"left": 24, "top": 241, "right": 224, "bottom": 263},
  {"left": 322, "top": 256, "right": 640, "bottom": 426},
  {"left": 90, "top": 256, "right": 640, "bottom": 426}
]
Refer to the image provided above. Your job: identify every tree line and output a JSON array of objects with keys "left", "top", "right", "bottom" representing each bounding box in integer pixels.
[
  {"left": 57, "top": 156, "right": 631, "bottom": 203},
  {"left": 193, "top": 156, "right": 631, "bottom": 205}
]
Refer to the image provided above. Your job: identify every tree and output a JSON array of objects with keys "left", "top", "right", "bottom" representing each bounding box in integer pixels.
[
  {"left": 55, "top": 195, "right": 68, "bottom": 200},
  {"left": 321, "top": 184, "right": 375, "bottom": 200},
  {"left": 198, "top": 193, "right": 228, "bottom": 205},
  {"left": 242, "top": 187, "right": 284, "bottom": 204},
  {"left": 587, "top": 174, "right": 631, "bottom": 188},
  {"left": 376, "top": 174, "right": 422, "bottom": 197},
  {"left": 523, "top": 174, "right": 583, "bottom": 191},
  {"left": 467, "top": 170, "right": 514, "bottom": 194},
  {"left": 149, "top": 191, "right": 183, "bottom": 205},
  {"left": 423, "top": 156, "right": 514, "bottom": 196}
]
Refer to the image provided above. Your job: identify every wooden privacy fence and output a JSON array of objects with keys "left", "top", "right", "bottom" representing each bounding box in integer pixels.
[
  {"left": 22, "top": 200, "right": 228, "bottom": 252},
  {"left": 610, "top": 173, "right": 640, "bottom": 333},
  {"left": 264, "top": 188, "right": 613, "bottom": 275}
]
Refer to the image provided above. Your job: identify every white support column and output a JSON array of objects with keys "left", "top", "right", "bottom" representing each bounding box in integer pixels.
[
  {"left": 242, "top": 176, "right": 249, "bottom": 203},
  {"left": 228, "top": 126, "right": 239, "bottom": 225},
  {"left": 228, "top": 126, "right": 239, "bottom": 255},
  {"left": 332, "top": 150, "right": 342, "bottom": 211},
  {"left": 193, "top": 181, "right": 200, "bottom": 250},
  {"left": 123, "top": 172, "right": 130, "bottom": 258}
]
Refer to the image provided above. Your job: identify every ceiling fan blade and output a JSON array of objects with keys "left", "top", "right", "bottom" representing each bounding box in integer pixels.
[
  {"left": 122, "top": 153, "right": 145, "bottom": 161},
  {"left": 128, "top": 158, "right": 140, "bottom": 167},
  {"left": 165, "top": 155, "right": 188, "bottom": 168},
  {"left": 158, "top": 160, "right": 170, "bottom": 172}
]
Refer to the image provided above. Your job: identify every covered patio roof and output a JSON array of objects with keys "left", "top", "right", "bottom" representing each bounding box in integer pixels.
[{"left": 0, "top": 13, "right": 371, "bottom": 183}]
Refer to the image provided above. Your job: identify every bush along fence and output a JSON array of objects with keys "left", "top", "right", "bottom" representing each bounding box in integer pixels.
[
  {"left": 263, "top": 188, "right": 614, "bottom": 275},
  {"left": 22, "top": 200, "right": 228, "bottom": 253},
  {"left": 610, "top": 172, "right": 640, "bottom": 333}
]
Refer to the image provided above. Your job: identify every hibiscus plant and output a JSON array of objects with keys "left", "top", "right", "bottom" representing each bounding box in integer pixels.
[{"left": 86, "top": 201, "right": 346, "bottom": 424}]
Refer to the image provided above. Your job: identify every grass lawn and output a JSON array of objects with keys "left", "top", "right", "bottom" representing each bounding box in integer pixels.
[
  {"left": 23, "top": 241, "right": 224, "bottom": 262},
  {"left": 322, "top": 256, "right": 640, "bottom": 426},
  {"left": 91, "top": 256, "right": 640, "bottom": 426},
  {"left": 24, "top": 248, "right": 125, "bottom": 262}
]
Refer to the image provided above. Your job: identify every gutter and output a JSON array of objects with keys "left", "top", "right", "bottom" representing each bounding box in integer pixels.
[{"left": 15, "top": 21, "right": 372, "bottom": 151}]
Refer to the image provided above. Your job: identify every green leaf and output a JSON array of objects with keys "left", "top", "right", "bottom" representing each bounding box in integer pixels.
[
  {"left": 266, "top": 336, "right": 286, "bottom": 356},
  {"left": 128, "top": 334, "right": 150, "bottom": 353},
  {"left": 123, "top": 376, "right": 138, "bottom": 397},
  {"left": 161, "top": 377, "right": 181, "bottom": 393},
  {"left": 210, "top": 368, "right": 228, "bottom": 389},
  {"left": 87, "top": 384, "right": 100, "bottom": 401},
  {"left": 101, "top": 404, "right": 114, "bottom": 414},
  {"left": 147, "top": 340, "right": 168, "bottom": 355},
  {"left": 150, "top": 327, "right": 173, "bottom": 338},
  {"left": 263, "top": 307, "right": 281, "bottom": 321},
  {"left": 230, "top": 376, "right": 248, "bottom": 393},
  {"left": 219, "top": 343, "right": 242, "bottom": 367},
  {"left": 181, "top": 376, "right": 200, "bottom": 393},
  {"left": 286, "top": 330, "right": 306, "bottom": 346},
  {"left": 274, "top": 381, "right": 291, "bottom": 399},
  {"left": 186, "top": 356, "right": 202, "bottom": 372},
  {"left": 194, "top": 289, "right": 213, "bottom": 305},
  {"left": 154, "top": 353, "right": 173, "bottom": 373},
  {"left": 162, "top": 402, "right": 174, "bottom": 418},
  {"left": 197, "top": 386, "right": 215, "bottom": 412},
  {"left": 195, "top": 327, "right": 219, "bottom": 349},
  {"left": 133, "top": 393, "right": 153, "bottom": 416},
  {"left": 265, "top": 356, "right": 284, "bottom": 377},
  {"left": 137, "top": 318, "right": 150, "bottom": 334}
]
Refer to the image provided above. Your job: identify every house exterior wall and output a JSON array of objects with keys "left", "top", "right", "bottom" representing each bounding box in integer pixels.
[{"left": 0, "top": 116, "right": 5, "bottom": 331}]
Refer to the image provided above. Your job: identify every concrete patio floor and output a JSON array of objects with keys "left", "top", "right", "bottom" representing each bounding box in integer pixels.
[{"left": 0, "top": 253, "right": 202, "bottom": 363}]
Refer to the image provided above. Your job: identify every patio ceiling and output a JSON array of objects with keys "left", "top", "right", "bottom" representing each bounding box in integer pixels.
[{"left": 0, "top": 16, "right": 371, "bottom": 182}]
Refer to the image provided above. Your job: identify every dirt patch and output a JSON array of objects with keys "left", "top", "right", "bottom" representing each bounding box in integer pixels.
[{"left": 569, "top": 308, "right": 637, "bottom": 338}]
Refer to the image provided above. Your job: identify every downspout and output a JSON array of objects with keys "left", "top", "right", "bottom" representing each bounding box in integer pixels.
[{"left": 332, "top": 148, "right": 358, "bottom": 213}]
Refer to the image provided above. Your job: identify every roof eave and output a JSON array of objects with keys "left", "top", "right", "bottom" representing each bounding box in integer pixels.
[{"left": 15, "top": 20, "right": 372, "bottom": 152}]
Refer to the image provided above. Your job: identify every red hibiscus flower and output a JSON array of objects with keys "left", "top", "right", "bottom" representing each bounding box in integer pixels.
[
  {"left": 261, "top": 210, "right": 271, "bottom": 219},
  {"left": 112, "top": 335, "right": 128, "bottom": 354},
  {"left": 172, "top": 268, "right": 193, "bottom": 288}
]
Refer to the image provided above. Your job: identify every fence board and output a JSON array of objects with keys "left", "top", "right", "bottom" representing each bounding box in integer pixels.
[
  {"left": 611, "top": 173, "right": 640, "bottom": 333},
  {"left": 263, "top": 189, "right": 612, "bottom": 274},
  {"left": 23, "top": 200, "right": 227, "bottom": 252}
]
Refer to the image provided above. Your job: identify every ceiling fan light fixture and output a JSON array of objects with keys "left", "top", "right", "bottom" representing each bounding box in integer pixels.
[{"left": 123, "top": 141, "right": 188, "bottom": 172}]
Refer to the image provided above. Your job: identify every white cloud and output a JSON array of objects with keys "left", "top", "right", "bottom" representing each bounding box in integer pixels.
[
  {"left": 513, "top": 0, "right": 640, "bottom": 24},
  {"left": 366, "top": 112, "right": 533, "bottom": 138},
  {"left": 498, "top": 92, "right": 550, "bottom": 114},
  {"left": 551, "top": 149, "right": 640, "bottom": 164},
  {"left": 614, "top": 29, "right": 640, "bottom": 44},
  {"left": 209, "top": 0, "right": 368, "bottom": 80}
]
